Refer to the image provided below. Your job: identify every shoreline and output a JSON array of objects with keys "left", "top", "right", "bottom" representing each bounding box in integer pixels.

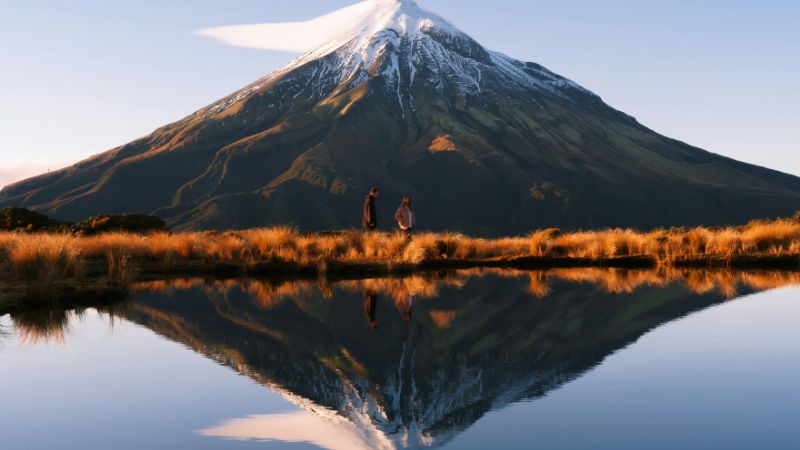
[
  {"left": 2, "top": 253, "right": 799, "bottom": 314},
  {"left": 2, "top": 216, "right": 799, "bottom": 308},
  {"left": 69, "top": 252, "right": 800, "bottom": 281},
  {"left": 113, "top": 252, "right": 800, "bottom": 278}
]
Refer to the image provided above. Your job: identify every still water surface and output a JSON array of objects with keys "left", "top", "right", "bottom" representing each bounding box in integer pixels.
[{"left": 2, "top": 269, "right": 800, "bottom": 449}]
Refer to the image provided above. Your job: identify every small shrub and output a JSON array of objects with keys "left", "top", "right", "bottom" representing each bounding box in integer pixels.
[
  {"left": 403, "top": 234, "right": 440, "bottom": 263},
  {"left": 0, "top": 207, "right": 70, "bottom": 232},
  {"left": 438, "top": 233, "right": 464, "bottom": 258},
  {"left": 71, "top": 214, "right": 167, "bottom": 236},
  {"left": 246, "top": 227, "right": 297, "bottom": 258},
  {"left": 106, "top": 249, "right": 137, "bottom": 288},
  {"left": 685, "top": 228, "right": 711, "bottom": 255},
  {"left": 530, "top": 228, "right": 560, "bottom": 257}
]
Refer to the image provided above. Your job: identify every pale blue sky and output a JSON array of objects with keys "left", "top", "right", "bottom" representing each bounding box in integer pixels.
[{"left": 0, "top": 0, "right": 798, "bottom": 187}]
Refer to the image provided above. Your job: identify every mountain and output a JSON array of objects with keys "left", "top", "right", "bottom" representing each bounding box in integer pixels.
[
  {"left": 2, "top": 0, "right": 799, "bottom": 233},
  {"left": 122, "top": 273, "right": 740, "bottom": 448}
]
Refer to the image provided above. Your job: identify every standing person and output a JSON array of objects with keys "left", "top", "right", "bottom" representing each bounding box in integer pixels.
[
  {"left": 363, "top": 187, "right": 379, "bottom": 231},
  {"left": 363, "top": 290, "right": 378, "bottom": 331},
  {"left": 396, "top": 293, "right": 414, "bottom": 324},
  {"left": 394, "top": 195, "right": 415, "bottom": 235}
]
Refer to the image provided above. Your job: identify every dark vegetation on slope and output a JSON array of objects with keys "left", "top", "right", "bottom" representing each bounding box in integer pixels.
[{"left": 0, "top": 207, "right": 166, "bottom": 235}]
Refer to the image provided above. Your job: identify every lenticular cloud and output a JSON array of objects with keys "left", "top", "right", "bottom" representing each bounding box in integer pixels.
[{"left": 195, "top": 1, "right": 376, "bottom": 52}]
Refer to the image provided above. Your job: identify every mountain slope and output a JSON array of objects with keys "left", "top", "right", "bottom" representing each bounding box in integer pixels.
[{"left": 3, "top": 0, "right": 799, "bottom": 233}]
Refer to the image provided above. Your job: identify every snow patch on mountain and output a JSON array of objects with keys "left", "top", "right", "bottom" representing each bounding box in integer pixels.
[
  {"left": 282, "top": 0, "right": 458, "bottom": 70},
  {"left": 199, "top": 0, "right": 595, "bottom": 118}
]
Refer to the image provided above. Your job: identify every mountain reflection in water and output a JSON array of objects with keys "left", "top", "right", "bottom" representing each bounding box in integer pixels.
[{"left": 5, "top": 268, "right": 800, "bottom": 449}]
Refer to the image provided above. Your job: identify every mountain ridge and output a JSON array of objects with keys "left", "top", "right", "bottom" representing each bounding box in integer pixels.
[{"left": 3, "top": 0, "right": 799, "bottom": 233}]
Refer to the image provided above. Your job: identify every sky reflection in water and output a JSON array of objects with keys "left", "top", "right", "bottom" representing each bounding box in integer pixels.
[{"left": 1, "top": 268, "right": 799, "bottom": 450}]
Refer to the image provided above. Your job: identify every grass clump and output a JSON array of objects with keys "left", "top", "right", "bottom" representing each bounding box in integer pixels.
[
  {"left": 525, "top": 218, "right": 800, "bottom": 264},
  {"left": 7, "top": 235, "right": 84, "bottom": 282}
]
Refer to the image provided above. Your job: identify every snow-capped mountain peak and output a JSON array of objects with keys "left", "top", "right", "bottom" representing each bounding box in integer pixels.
[
  {"left": 284, "top": 0, "right": 462, "bottom": 72},
  {"left": 203, "top": 0, "right": 592, "bottom": 119}
]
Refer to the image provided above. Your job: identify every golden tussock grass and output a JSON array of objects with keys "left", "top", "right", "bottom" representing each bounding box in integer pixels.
[
  {"left": 528, "top": 217, "right": 800, "bottom": 262},
  {"left": 128, "top": 267, "right": 800, "bottom": 314},
  {"left": 1, "top": 215, "right": 798, "bottom": 292},
  {"left": 1, "top": 234, "right": 85, "bottom": 298},
  {"left": 440, "top": 267, "right": 800, "bottom": 299},
  {"left": 5, "top": 234, "right": 84, "bottom": 282},
  {"left": 527, "top": 267, "right": 800, "bottom": 299},
  {"left": 130, "top": 277, "right": 315, "bottom": 311}
]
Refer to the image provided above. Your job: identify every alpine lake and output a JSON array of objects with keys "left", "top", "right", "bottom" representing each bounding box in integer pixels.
[{"left": 2, "top": 268, "right": 800, "bottom": 449}]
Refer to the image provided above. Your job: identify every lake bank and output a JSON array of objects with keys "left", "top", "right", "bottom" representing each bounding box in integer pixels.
[
  {"left": 2, "top": 252, "right": 799, "bottom": 306},
  {"left": 3, "top": 263, "right": 800, "bottom": 317},
  {"left": 1, "top": 215, "right": 799, "bottom": 306}
]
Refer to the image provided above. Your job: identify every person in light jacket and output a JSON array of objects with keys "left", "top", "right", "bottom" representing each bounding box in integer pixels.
[{"left": 394, "top": 195, "right": 415, "bottom": 235}]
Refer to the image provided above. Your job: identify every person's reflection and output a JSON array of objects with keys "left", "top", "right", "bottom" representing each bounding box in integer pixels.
[
  {"left": 363, "top": 290, "right": 378, "bottom": 331},
  {"left": 396, "top": 293, "right": 414, "bottom": 324}
]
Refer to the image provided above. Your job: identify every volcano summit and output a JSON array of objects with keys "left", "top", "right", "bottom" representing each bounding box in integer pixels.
[{"left": 3, "top": 0, "right": 799, "bottom": 233}]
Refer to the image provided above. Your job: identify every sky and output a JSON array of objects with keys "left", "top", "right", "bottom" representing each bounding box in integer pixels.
[{"left": 0, "top": 0, "right": 798, "bottom": 188}]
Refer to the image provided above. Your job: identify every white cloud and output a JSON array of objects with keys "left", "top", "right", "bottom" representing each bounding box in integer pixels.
[
  {"left": 198, "top": 411, "right": 395, "bottom": 450},
  {"left": 195, "top": 1, "right": 375, "bottom": 52}
]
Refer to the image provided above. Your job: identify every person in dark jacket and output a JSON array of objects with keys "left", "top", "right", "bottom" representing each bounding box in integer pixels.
[
  {"left": 363, "top": 290, "right": 378, "bottom": 331},
  {"left": 363, "top": 187, "right": 379, "bottom": 231}
]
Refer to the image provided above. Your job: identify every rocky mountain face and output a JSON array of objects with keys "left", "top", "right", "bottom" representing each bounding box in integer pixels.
[{"left": 2, "top": 0, "right": 799, "bottom": 233}]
